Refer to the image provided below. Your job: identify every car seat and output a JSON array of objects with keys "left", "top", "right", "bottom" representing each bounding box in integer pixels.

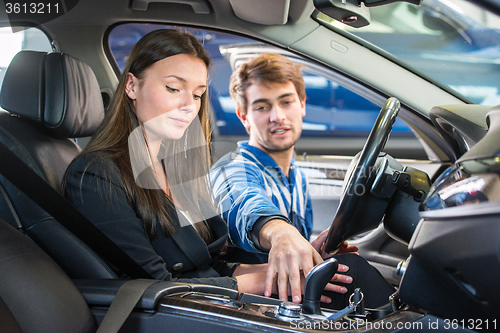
[
  {"left": 0, "top": 218, "right": 96, "bottom": 333},
  {"left": 0, "top": 50, "right": 116, "bottom": 279}
]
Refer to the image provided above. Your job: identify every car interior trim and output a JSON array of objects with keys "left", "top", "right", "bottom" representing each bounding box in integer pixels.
[{"left": 419, "top": 200, "right": 500, "bottom": 219}]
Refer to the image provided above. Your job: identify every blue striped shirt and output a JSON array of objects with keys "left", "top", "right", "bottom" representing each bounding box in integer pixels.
[{"left": 210, "top": 141, "right": 313, "bottom": 253}]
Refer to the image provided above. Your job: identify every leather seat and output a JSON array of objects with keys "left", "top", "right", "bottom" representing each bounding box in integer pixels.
[
  {"left": 0, "top": 218, "right": 96, "bottom": 333},
  {"left": 0, "top": 51, "right": 116, "bottom": 279}
]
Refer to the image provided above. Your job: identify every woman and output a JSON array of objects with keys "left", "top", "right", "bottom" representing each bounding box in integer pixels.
[
  {"left": 63, "top": 29, "right": 320, "bottom": 296},
  {"left": 64, "top": 29, "right": 393, "bottom": 308}
]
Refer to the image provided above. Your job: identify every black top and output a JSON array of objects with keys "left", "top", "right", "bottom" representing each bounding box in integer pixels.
[{"left": 64, "top": 152, "right": 238, "bottom": 290}]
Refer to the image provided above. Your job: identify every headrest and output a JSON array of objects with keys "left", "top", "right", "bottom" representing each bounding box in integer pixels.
[{"left": 0, "top": 51, "right": 104, "bottom": 138}]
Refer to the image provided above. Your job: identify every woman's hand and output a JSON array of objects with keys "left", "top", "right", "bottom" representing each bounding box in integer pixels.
[{"left": 235, "top": 271, "right": 274, "bottom": 296}]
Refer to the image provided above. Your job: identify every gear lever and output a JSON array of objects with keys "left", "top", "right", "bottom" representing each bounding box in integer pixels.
[{"left": 302, "top": 257, "right": 339, "bottom": 315}]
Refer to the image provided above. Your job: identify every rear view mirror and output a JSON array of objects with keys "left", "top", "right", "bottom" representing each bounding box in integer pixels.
[
  {"left": 363, "top": 0, "right": 421, "bottom": 6},
  {"left": 313, "top": 0, "right": 371, "bottom": 28},
  {"left": 314, "top": 0, "right": 422, "bottom": 28}
]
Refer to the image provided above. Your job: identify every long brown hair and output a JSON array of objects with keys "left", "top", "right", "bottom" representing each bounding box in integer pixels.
[{"left": 71, "top": 29, "right": 214, "bottom": 242}]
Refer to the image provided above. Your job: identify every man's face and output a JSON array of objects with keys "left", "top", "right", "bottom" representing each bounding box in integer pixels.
[{"left": 237, "top": 81, "right": 305, "bottom": 154}]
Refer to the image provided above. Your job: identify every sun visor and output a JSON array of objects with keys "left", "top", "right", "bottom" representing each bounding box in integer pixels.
[{"left": 229, "top": 0, "right": 290, "bottom": 25}]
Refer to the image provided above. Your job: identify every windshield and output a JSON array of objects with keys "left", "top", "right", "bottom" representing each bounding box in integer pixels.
[{"left": 316, "top": 0, "right": 500, "bottom": 106}]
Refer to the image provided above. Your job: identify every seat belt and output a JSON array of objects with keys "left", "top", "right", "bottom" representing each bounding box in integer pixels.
[
  {"left": 0, "top": 140, "right": 154, "bottom": 280},
  {"left": 0, "top": 182, "right": 23, "bottom": 229},
  {"left": 96, "top": 279, "right": 159, "bottom": 333}
]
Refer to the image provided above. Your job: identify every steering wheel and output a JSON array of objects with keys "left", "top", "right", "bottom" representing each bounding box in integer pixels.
[{"left": 324, "top": 97, "right": 401, "bottom": 254}]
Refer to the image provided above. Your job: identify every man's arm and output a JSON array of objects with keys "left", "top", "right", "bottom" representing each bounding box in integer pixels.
[
  {"left": 261, "top": 223, "right": 355, "bottom": 303},
  {"left": 211, "top": 158, "right": 289, "bottom": 252},
  {"left": 211, "top": 157, "right": 318, "bottom": 301},
  {"left": 259, "top": 219, "right": 323, "bottom": 302},
  {"left": 211, "top": 156, "right": 353, "bottom": 302}
]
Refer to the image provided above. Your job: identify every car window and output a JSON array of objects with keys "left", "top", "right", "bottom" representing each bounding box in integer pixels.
[
  {"left": 316, "top": 0, "right": 500, "bottom": 106},
  {"left": 108, "top": 23, "right": 418, "bottom": 158},
  {"left": 0, "top": 27, "right": 52, "bottom": 93}
]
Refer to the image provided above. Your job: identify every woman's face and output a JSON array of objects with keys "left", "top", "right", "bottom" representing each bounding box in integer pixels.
[{"left": 125, "top": 53, "right": 208, "bottom": 141}]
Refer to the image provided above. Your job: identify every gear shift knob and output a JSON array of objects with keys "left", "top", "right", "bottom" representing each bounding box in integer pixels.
[{"left": 302, "top": 257, "right": 339, "bottom": 315}]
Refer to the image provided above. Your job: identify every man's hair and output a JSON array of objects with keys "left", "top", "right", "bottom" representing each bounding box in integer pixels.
[{"left": 229, "top": 53, "right": 305, "bottom": 113}]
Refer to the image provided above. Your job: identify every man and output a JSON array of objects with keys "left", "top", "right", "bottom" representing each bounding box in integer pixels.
[{"left": 211, "top": 53, "right": 393, "bottom": 306}]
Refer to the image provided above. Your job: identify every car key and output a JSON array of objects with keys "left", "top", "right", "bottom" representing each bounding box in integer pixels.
[{"left": 326, "top": 289, "right": 364, "bottom": 321}]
